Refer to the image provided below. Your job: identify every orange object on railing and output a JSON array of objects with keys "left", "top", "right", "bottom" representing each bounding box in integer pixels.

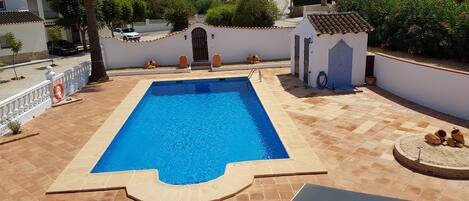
[
  {"left": 212, "top": 54, "right": 222, "bottom": 67},
  {"left": 179, "top": 56, "right": 188, "bottom": 68},
  {"left": 53, "top": 83, "right": 65, "bottom": 102}
]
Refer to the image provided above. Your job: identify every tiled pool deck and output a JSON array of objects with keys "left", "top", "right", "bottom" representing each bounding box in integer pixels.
[
  {"left": 46, "top": 75, "right": 326, "bottom": 200},
  {"left": 1, "top": 68, "right": 468, "bottom": 201}
]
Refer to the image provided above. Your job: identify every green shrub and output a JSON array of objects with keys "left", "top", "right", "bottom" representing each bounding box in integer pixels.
[
  {"left": 48, "top": 26, "right": 63, "bottom": 41},
  {"left": 195, "top": 0, "right": 223, "bottom": 14},
  {"left": 164, "top": 0, "right": 196, "bottom": 31},
  {"left": 144, "top": 0, "right": 168, "bottom": 19},
  {"left": 232, "top": 0, "right": 278, "bottom": 27},
  {"left": 7, "top": 121, "right": 21, "bottom": 135},
  {"left": 337, "top": 0, "right": 469, "bottom": 62},
  {"left": 205, "top": 4, "right": 236, "bottom": 26}
]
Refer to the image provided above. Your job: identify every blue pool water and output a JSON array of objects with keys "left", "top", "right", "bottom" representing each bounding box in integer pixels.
[{"left": 92, "top": 78, "right": 289, "bottom": 185}]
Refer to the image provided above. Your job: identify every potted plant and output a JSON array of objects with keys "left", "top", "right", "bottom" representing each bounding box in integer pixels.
[{"left": 247, "top": 54, "right": 261, "bottom": 64}]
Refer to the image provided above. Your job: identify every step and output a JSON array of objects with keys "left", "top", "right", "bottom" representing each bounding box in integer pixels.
[
  {"left": 191, "top": 65, "right": 210, "bottom": 70},
  {"left": 191, "top": 60, "right": 211, "bottom": 70},
  {"left": 192, "top": 60, "right": 211, "bottom": 66}
]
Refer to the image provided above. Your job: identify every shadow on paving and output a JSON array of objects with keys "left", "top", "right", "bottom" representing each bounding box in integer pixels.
[{"left": 366, "top": 86, "right": 469, "bottom": 128}]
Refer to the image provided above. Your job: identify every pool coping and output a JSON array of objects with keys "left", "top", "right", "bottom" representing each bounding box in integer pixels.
[{"left": 46, "top": 75, "right": 327, "bottom": 201}]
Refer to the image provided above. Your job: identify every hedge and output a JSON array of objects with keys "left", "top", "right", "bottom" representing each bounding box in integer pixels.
[{"left": 337, "top": 0, "right": 469, "bottom": 62}]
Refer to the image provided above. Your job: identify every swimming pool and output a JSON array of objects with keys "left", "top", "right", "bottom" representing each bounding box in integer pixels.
[{"left": 92, "top": 77, "right": 289, "bottom": 185}]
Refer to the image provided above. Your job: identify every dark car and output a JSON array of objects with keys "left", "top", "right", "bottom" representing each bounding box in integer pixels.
[{"left": 47, "top": 40, "right": 79, "bottom": 56}]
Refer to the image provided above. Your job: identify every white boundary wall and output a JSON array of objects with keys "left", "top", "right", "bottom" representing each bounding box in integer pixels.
[
  {"left": 0, "top": 61, "right": 91, "bottom": 135},
  {"left": 374, "top": 53, "right": 469, "bottom": 120},
  {"left": 101, "top": 23, "right": 292, "bottom": 69},
  {"left": 0, "top": 22, "right": 48, "bottom": 57},
  {"left": 131, "top": 19, "right": 172, "bottom": 33}
]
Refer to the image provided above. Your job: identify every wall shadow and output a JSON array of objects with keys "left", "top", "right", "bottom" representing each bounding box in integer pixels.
[
  {"left": 366, "top": 86, "right": 469, "bottom": 128},
  {"left": 276, "top": 73, "right": 468, "bottom": 128}
]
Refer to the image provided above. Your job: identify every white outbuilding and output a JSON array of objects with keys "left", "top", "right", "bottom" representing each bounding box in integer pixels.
[{"left": 290, "top": 12, "right": 373, "bottom": 90}]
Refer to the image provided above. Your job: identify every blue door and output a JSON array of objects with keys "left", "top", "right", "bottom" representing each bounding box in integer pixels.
[{"left": 328, "top": 40, "right": 353, "bottom": 90}]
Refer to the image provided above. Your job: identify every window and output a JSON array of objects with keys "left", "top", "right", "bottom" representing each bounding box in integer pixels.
[
  {"left": 0, "top": 36, "right": 11, "bottom": 49},
  {"left": 0, "top": 1, "right": 5, "bottom": 10}
]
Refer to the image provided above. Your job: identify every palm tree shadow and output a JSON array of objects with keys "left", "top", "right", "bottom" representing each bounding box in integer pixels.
[{"left": 77, "top": 84, "right": 105, "bottom": 93}]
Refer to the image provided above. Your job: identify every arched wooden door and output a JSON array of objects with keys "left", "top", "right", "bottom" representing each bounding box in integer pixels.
[
  {"left": 191, "top": 28, "right": 209, "bottom": 61},
  {"left": 328, "top": 40, "right": 353, "bottom": 90}
]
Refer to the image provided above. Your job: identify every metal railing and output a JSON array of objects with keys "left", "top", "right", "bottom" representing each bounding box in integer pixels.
[{"left": 248, "top": 68, "right": 262, "bottom": 82}]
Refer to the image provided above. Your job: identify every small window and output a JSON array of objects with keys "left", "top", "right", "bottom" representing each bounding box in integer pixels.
[
  {"left": 0, "top": 1, "right": 5, "bottom": 10},
  {"left": 0, "top": 36, "right": 11, "bottom": 49}
]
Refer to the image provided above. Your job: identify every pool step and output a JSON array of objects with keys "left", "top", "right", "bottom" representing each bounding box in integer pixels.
[{"left": 191, "top": 60, "right": 211, "bottom": 70}]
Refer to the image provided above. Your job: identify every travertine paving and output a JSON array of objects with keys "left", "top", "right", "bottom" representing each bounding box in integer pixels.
[
  {"left": 47, "top": 75, "right": 326, "bottom": 201},
  {"left": 1, "top": 68, "right": 468, "bottom": 201}
]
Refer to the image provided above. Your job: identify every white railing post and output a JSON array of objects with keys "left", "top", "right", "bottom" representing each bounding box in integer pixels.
[{"left": 45, "top": 66, "right": 56, "bottom": 102}]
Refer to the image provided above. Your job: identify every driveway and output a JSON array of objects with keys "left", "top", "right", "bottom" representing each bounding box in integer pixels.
[{"left": 0, "top": 53, "right": 90, "bottom": 101}]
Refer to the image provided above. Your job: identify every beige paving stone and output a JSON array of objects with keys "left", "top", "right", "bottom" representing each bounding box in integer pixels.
[
  {"left": 1, "top": 68, "right": 468, "bottom": 201},
  {"left": 352, "top": 121, "right": 378, "bottom": 134},
  {"left": 379, "top": 153, "right": 395, "bottom": 161}
]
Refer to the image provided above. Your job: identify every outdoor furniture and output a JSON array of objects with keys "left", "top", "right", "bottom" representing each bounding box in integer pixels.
[{"left": 292, "top": 184, "right": 408, "bottom": 201}]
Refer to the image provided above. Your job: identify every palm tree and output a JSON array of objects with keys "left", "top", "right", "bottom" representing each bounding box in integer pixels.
[{"left": 84, "top": 0, "right": 109, "bottom": 82}]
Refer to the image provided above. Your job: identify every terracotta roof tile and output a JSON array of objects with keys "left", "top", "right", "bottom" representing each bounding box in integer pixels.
[
  {"left": 308, "top": 12, "right": 373, "bottom": 35},
  {"left": 0, "top": 11, "right": 43, "bottom": 25}
]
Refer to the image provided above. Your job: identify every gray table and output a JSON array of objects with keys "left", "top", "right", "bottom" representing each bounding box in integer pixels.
[{"left": 292, "top": 183, "right": 408, "bottom": 201}]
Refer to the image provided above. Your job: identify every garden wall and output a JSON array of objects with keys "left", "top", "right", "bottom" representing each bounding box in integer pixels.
[
  {"left": 131, "top": 19, "right": 172, "bottom": 33},
  {"left": 101, "top": 23, "right": 292, "bottom": 69},
  {"left": 0, "top": 22, "right": 49, "bottom": 64},
  {"left": 374, "top": 53, "right": 469, "bottom": 120}
]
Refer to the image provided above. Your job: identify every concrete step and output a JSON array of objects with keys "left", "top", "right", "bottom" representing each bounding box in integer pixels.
[{"left": 191, "top": 60, "right": 211, "bottom": 70}]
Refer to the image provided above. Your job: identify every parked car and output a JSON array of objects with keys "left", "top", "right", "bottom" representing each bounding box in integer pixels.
[
  {"left": 114, "top": 28, "right": 141, "bottom": 41},
  {"left": 47, "top": 40, "right": 79, "bottom": 56}
]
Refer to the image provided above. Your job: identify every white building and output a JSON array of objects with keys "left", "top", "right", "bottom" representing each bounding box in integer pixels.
[
  {"left": 0, "top": 11, "right": 48, "bottom": 64},
  {"left": 0, "top": 0, "right": 86, "bottom": 45},
  {"left": 290, "top": 12, "right": 373, "bottom": 90}
]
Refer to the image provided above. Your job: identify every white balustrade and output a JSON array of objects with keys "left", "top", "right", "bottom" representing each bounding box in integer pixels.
[
  {"left": 51, "top": 61, "right": 91, "bottom": 98},
  {"left": 1, "top": 60, "right": 91, "bottom": 135}
]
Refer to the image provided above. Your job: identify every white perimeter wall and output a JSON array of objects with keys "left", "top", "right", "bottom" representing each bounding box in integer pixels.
[
  {"left": 131, "top": 19, "right": 172, "bottom": 33},
  {"left": 290, "top": 18, "right": 368, "bottom": 87},
  {"left": 101, "top": 23, "right": 292, "bottom": 69},
  {"left": 0, "top": 22, "right": 48, "bottom": 57},
  {"left": 374, "top": 54, "right": 469, "bottom": 120}
]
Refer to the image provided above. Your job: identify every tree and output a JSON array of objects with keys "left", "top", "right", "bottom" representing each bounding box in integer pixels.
[
  {"left": 47, "top": 0, "right": 89, "bottom": 50},
  {"left": 120, "top": 0, "right": 134, "bottom": 25},
  {"left": 101, "top": 0, "right": 122, "bottom": 37},
  {"left": 144, "top": 0, "right": 168, "bottom": 19},
  {"left": 131, "top": 0, "right": 148, "bottom": 23},
  {"left": 232, "top": 0, "right": 278, "bottom": 27},
  {"left": 5, "top": 32, "right": 23, "bottom": 80},
  {"left": 321, "top": 0, "right": 327, "bottom": 6},
  {"left": 205, "top": 4, "right": 236, "bottom": 26},
  {"left": 84, "top": 0, "right": 109, "bottom": 82},
  {"left": 195, "top": 0, "right": 223, "bottom": 14},
  {"left": 164, "top": 0, "right": 196, "bottom": 31},
  {"left": 48, "top": 26, "right": 63, "bottom": 41}
]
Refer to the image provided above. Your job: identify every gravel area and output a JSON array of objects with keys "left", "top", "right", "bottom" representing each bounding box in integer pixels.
[{"left": 399, "top": 134, "right": 469, "bottom": 167}]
